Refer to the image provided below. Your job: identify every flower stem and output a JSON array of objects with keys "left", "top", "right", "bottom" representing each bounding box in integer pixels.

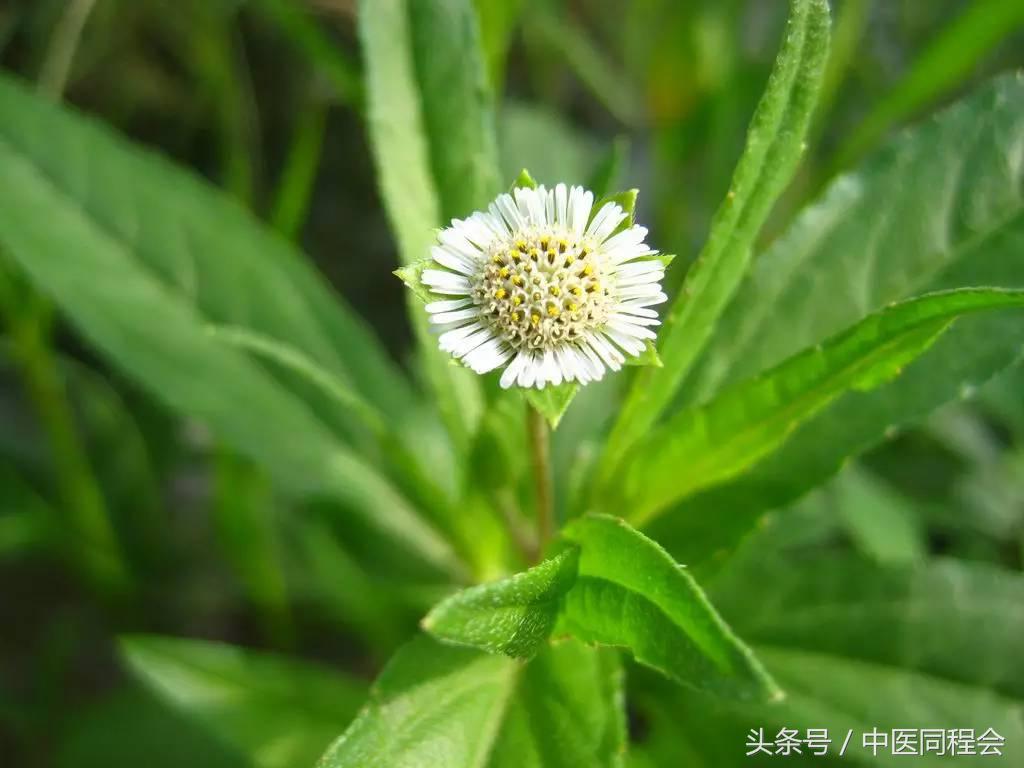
[{"left": 526, "top": 405, "right": 553, "bottom": 559}]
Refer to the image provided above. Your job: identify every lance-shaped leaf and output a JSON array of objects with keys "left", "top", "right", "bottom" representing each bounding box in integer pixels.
[
  {"left": 0, "top": 73, "right": 413, "bottom": 431},
  {"left": 648, "top": 74, "right": 1024, "bottom": 570},
  {"left": 318, "top": 636, "right": 625, "bottom": 768},
  {"left": 603, "top": 0, "right": 831, "bottom": 469},
  {"left": 120, "top": 636, "right": 366, "bottom": 768},
  {"left": 683, "top": 74, "right": 1024, "bottom": 408},
  {"left": 358, "top": 0, "right": 489, "bottom": 450},
  {"left": 423, "top": 548, "right": 580, "bottom": 658},
  {"left": 556, "top": 515, "right": 778, "bottom": 701},
  {"left": 0, "top": 78, "right": 462, "bottom": 577},
  {"left": 616, "top": 288, "right": 1024, "bottom": 525},
  {"left": 636, "top": 523, "right": 1024, "bottom": 766}
]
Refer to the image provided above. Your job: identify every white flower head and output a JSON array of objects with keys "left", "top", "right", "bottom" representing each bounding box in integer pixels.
[{"left": 421, "top": 183, "right": 667, "bottom": 389}]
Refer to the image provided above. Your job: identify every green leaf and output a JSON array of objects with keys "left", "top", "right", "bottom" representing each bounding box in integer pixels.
[
  {"left": 604, "top": 0, "right": 831, "bottom": 472},
  {"left": 488, "top": 641, "right": 626, "bottom": 768},
  {"left": 617, "top": 288, "right": 1024, "bottom": 525},
  {"left": 717, "top": 556, "right": 1024, "bottom": 703},
  {"left": 556, "top": 514, "right": 779, "bottom": 701},
  {"left": 0, "top": 73, "right": 414, "bottom": 433},
  {"left": 473, "top": 0, "right": 523, "bottom": 91},
  {"left": 525, "top": 382, "right": 580, "bottom": 429},
  {"left": 319, "top": 637, "right": 517, "bottom": 768},
  {"left": 0, "top": 465, "right": 53, "bottom": 557},
  {"left": 525, "top": 4, "right": 640, "bottom": 127},
  {"left": 207, "top": 325, "right": 388, "bottom": 438},
  {"left": 318, "top": 635, "right": 625, "bottom": 768},
  {"left": 252, "top": 0, "right": 363, "bottom": 108},
  {"left": 650, "top": 75, "right": 1024, "bottom": 568},
  {"left": 591, "top": 189, "right": 638, "bottom": 225},
  {"left": 684, "top": 74, "right": 1024, "bottom": 410},
  {"left": 407, "top": 0, "right": 502, "bottom": 220},
  {"left": 358, "top": 0, "right": 485, "bottom": 450},
  {"left": 624, "top": 340, "right": 662, "bottom": 368},
  {"left": 423, "top": 548, "right": 580, "bottom": 658},
  {"left": 829, "top": 466, "right": 927, "bottom": 565},
  {"left": 586, "top": 136, "right": 629, "bottom": 199},
  {"left": 120, "top": 636, "right": 366, "bottom": 768},
  {"left": 830, "top": 0, "right": 1024, "bottom": 172},
  {"left": 0, "top": 75, "right": 462, "bottom": 577},
  {"left": 511, "top": 167, "right": 539, "bottom": 190},
  {"left": 590, "top": 188, "right": 638, "bottom": 239},
  {"left": 634, "top": 532, "right": 1024, "bottom": 766},
  {"left": 393, "top": 259, "right": 435, "bottom": 304},
  {"left": 56, "top": 685, "right": 246, "bottom": 768},
  {"left": 499, "top": 106, "right": 600, "bottom": 186}
]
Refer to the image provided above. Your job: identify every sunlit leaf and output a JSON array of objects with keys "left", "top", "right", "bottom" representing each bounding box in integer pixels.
[
  {"left": 616, "top": 288, "right": 1024, "bottom": 524},
  {"left": 605, "top": 0, "right": 831, "bottom": 471},
  {"left": 423, "top": 548, "right": 579, "bottom": 658},
  {"left": 121, "top": 636, "right": 366, "bottom": 768},
  {"left": 318, "top": 635, "right": 624, "bottom": 768},
  {"left": 557, "top": 514, "right": 778, "bottom": 700}
]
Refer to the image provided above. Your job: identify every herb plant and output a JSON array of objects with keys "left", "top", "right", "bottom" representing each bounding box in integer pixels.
[{"left": 1, "top": 0, "right": 1023, "bottom": 766}]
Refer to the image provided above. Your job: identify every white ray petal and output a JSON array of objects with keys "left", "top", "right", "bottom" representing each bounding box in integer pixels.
[
  {"left": 425, "top": 298, "right": 472, "bottom": 313},
  {"left": 606, "top": 328, "right": 646, "bottom": 356},
  {"left": 608, "top": 319, "right": 657, "bottom": 340},
  {"left": 519, "top": 353, "right": 539, "bottom": 388},
  {"left": 555, "top": 183, "right": 568, "bottom": 229},
  {"left": 501, "top": 351, "right": 529, "bottom": 389},
  {"left": 438, "top": 322, "right": 483, "bottom": 352},
  {"left": 454, "top": 326, "right": 494, "bottom": 357},
  {"left": 430, "top": 246, "right": 475, "bottom": 275},
  {"left": 422, "top": 270, "right": 471, "bottom": 295},
  {"left": 567, "top": 186, "right": 594, "bottom": 238},
  {"left": 464, "top": 338, "right": 510, "bottom": 373},
  {"left": 586, "top": 203, "right": 627, "bottom": 241}
]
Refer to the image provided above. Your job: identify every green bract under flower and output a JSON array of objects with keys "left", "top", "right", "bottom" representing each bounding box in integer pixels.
[{"left": 421, "top": 183, "right": 666, "bottom": 389}]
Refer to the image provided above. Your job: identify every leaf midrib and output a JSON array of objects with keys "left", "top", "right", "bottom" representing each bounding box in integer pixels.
[
  {"left": 571, "top": 574, "right": 740, "bottom": 679},
  {"left": 631, "top": 318, "right": 951, "bottom": 522},
  {"left": 708, "top": 133, "right": 1024, "bottom": 399}
]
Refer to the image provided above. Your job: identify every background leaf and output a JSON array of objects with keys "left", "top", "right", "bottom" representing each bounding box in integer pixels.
[
  {"left": 121, "top": 635, "right": 367, "bottom": 768},
  {"left": 358, "top": 0, "right": 496, "bottom": 451},
  {"left": 830, "top": 0, "right": 1024, "bottom": 172},
  {"left": 0, "top": 74, "right": 461, "bottom": 576},
  {"left": 0, "top": 72, "right": 413, "bottom": 431}
]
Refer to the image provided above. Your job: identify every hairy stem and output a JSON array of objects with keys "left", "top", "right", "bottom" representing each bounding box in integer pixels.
[{"left": 526, "top": 405, "right": 553, "bottom": 559}]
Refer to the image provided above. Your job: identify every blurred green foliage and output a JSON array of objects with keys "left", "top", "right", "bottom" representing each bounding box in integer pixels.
[{"left": 1, "top": 0, "right": 1023, "bottom": 766}]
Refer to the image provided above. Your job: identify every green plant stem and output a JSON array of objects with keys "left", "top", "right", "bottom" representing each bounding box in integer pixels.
[
  {"left": 38, "top": 0, "right": 98, "bottom": 97},
  {"left": 6, "top": 0, "right": 127, "bottom": 592},
  {"left": 2, "top": 297, "right": 126, "bottom": 591},
  {"left": 526, "top": 405, "right": 553, "bottom": 558}
]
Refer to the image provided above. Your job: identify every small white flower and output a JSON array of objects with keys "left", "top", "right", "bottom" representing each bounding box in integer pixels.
[{"left": 421, "top": 183, "right": 667, "bottom": 389}]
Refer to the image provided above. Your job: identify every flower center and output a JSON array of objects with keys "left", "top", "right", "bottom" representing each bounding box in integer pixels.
[{"left": 471, "top": 227, "right": 611, "bottom": 350}]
